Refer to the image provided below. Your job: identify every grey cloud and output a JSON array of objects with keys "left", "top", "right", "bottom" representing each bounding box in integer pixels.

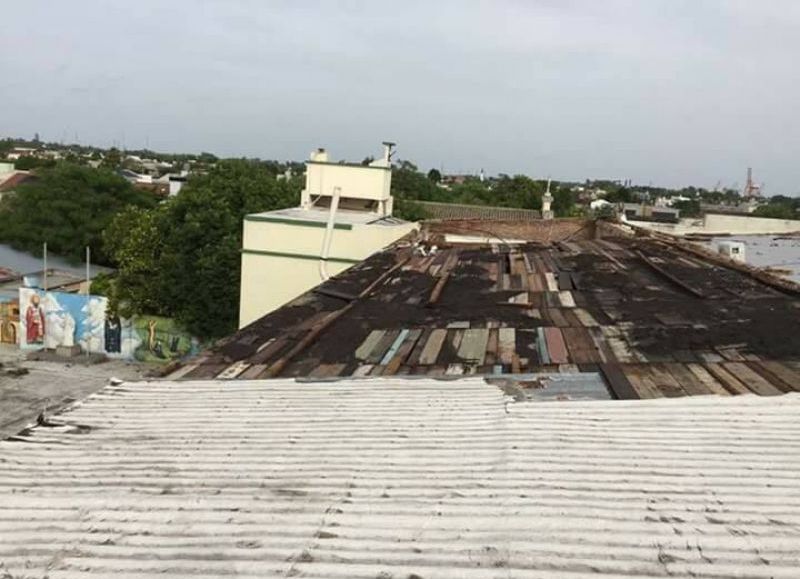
[{"left": 0, "top": 0, "right": 798, "bottom": 192}]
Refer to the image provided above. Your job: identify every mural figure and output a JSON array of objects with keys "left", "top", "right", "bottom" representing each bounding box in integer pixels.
[
  {"left": 62, "top": 314, "right": 76, "bottom": 347},
  {"left": 147, "top": 319, "right": 157, "bottom": 351},
  {"left": 18, "top": 288, "right": 198, "bottom": 363},
  {"left": 104, "top": 317, "right": 122, "bottom": 353},
  {"left": 0, "top": 299, "right": 20, "bottom": 345},
  {"left": 25, "top": 293, "right": 45, "bottom": 344}
]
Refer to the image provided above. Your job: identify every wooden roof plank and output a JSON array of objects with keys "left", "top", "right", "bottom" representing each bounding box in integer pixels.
[
  {"left": 752, "top": 361, "right": 800, "bottom": 393},
  {"left": 645, "top": 364, "right": 688, "bottom": 398},
  {"left": 686, "top": 363, "right": 730, "bottom": 396},
  {"left": 383, "top": 329, "right": 423, "bottom": 375},
  {"left": 599, "top": 363, "right": 639, "bottom": 400},
  {"left": 664, "top": 363, "right": 713, "bottom": 396},
  {"left": 722, "top": 362, "right": 782, "bottom": 396},
  {"left": 365, "top": 330, "right": 400, "bottom": 365},
  {"left": 418, "top": 329, "right": 447, "bottom": 365},
  {"left": 457, "top": 328, "right": 489, "bottom": 366},
  {"left": 543, "top": 327, "right": 569, "bottom": 364},
  {"left": 705, "top": 363, "right": 751, "bottom": 395},
  {"left": 498, "top": 328, "right": 516, "bottom": 365},
  {"left": 622, "top": 364, "right": 665, "bottom": 399},
  {"left": 355, "top": 330, "right": 385, "bottom": 361},
  {"left": 536, "top": 327, "right": 551, "bottom": 365}
]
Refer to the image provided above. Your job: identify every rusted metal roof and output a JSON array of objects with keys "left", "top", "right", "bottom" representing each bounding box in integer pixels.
[{"left": 1, "top": 378, "right": 799, "bottom": 577}]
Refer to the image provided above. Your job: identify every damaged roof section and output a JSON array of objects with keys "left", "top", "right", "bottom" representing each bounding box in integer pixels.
[{"left": 175, "top": 222, "right": 800, "bottom": 399}]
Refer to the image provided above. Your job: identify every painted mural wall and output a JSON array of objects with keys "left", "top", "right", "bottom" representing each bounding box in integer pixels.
[
  {"left": 18, "top": 289, "right": 198, "bottom": 362},
  {"left": 0, "top": 297, "right": 20, "bottom": 344}
]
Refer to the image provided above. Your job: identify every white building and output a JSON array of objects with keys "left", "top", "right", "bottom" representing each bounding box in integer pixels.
[{"left": 238, "top": 143, "right": 418, "bottom": 327}]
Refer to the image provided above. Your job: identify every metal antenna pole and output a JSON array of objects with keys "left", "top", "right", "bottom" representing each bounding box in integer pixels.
[
  {"left": 86, "top": 246, "right": 91, "bottom": 362},
  {"left": 43, "top": 242, "right": 48, "bottom": 291}
]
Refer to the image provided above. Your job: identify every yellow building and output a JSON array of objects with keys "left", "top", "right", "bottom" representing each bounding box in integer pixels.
[{"left": 238, "top": 143, "right": 418, "bottom": 328}]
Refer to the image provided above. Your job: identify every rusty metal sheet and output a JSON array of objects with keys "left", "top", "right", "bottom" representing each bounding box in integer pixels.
[{"left": 488, "top": 373, "right": 612, "bottom": 402}]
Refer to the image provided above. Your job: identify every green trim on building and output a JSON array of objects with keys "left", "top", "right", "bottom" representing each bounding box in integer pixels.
[
  {"left": 306, "top": 160, "right": 390, "bottom": 171},
  {"left": 241, "top": 248, "right": 362, "bottom": 264},
  {"left": 244, "top": 215, "right": 353, "bottom": 230}
]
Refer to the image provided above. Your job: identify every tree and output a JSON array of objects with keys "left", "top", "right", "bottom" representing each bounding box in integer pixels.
[
  {"left": 105, "top": 159, "right": 303, "bottom": 339},
  {"left": 427, "top": 168, "right": 442, "bottom": 184},
  {"left": 102, "top": 147, "right": 123, "bottom": 169},
  {"left": 753, "top": 203, "right": 797, "bottom": 220},
  {"left": 14, "top": 156, "right": 56, "bottom": 171},
  {"left": 393, "top": 198, "right": 429, "bottom": 221},
  {"left": 594, "top": 204, "right": 616, "bottom": 220},
  {"left": 391, "top": 164, "right": 439, "bottom": 202},
  {"left": 552, "top": 186, "right": 577, "bottom": 217},
  {"left": 490, "top": 175, "right": 544, "bottom": 209},
  {"left": 672, "top": 199, "right": 701, "bottom": 218},
  {"left": 0, "top": 163, "right": 156, "bottom": 264}
]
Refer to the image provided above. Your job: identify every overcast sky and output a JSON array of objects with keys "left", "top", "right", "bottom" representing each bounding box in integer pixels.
[{"left": 2, "top": 1, "right": 799, "bottom": 193}]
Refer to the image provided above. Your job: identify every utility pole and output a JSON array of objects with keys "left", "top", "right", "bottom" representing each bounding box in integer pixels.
[
  {"left": 85, "top": 247, "right": 90, "bottom": 296},
  {"left": 86, "top": 246, "right": 91, "bottom": 362},
  {"left": 42, "top": 242, "right": 48, "bottom": 291}
]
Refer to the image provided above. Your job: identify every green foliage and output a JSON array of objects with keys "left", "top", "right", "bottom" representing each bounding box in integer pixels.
[
  {"left": 101, "top": 147, "right": 123, "bottom": 169},
  {"left": 391, "top": 165, "right": 440, "bottom": 201},
  {"left": 552, "top": 186, "right": 577, "bottom": 217},
  {"left": 594, "top": 204, "right": 616, "bottom": 220},
  {"left": 14, "top": 156, "right": 55, "bottom": 171},
  {"left": 0, "top": 163, "right": 156, "bottom": 265},
  {"left": 753, "top": 199, "right": 799, "bottom": 220},
  {"left": 490, "top": 175, "right": 545, "bottom": 209},
  {"left": 89, "top": 271, "right": 116, "bottom": 297},
  {"left": 672, "top": 199, "right": 701, "bottom": 217},
  {"left": 427, "top": 168, "right": 441, "bottom": 183},
  {"left": 393, "top": 198, "right": 429, "bottom": 221},
  {"left": 391, "top": 164, "right": 576, "bottom": 216},
  {"left": 103, "top": 205, "right": 171, "bottom": 317},
  {"left": 105, "top": 159, "right": 302, "bottom": 339},
  {"left": 601, "top": 186, "right": 633, "bottom": 204}
]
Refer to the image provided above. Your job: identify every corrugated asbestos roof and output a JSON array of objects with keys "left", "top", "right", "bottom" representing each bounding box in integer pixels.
[{"left": 2, "top": 377, "right": 800, "bottom": 578}]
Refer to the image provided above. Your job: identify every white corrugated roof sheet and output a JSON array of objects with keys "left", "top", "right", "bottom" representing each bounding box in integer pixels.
[{"left": 1, "top": 377, "right": 800, "bottom": 578}]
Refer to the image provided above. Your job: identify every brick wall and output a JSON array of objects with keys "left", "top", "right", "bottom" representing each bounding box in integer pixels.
[{"left": 423, "top": 218, "right": 596, "bottom": 243}]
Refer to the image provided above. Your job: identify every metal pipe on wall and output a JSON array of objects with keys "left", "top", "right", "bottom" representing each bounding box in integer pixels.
[
  {"left": 318, "top": 186, "right": 342, "bottom": 281},
  {"left": 43, "top": 242, "right": 48, "bottom": 291}
]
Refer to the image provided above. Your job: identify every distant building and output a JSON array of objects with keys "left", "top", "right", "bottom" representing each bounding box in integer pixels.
[
  {"left": 117, "top": 168, "right": 152, "bottom": 184},
  {"left": 700, "top": 200, "right": 760, "bottom": 215},
  {"left": 154, "top": 173, "right": 187, "bottom": 196},
  {"left": 622, "top": 203, "right": 680, "bottom": 223},
  {"left": 0, "top": 166, "right": 35, "bottom": 200},
  {"left": 440, "top": 173, "right": 476, "bottom": 188},
  {"left": 590, "top": 199, "right": 612, "bottom": 210},
  {"left": 658, "top": 195, "right": 691, "bottom": 207},
  {"left": 5, "top": 147, "right": 36, "bottom": 161},
  {"left": 238, "top": 143, "right": 418, "bottom": 327}
]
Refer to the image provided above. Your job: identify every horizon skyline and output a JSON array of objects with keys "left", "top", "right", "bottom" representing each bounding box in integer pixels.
[{"left": 2, "top": 132, "right": 772, "bottom": 195}]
